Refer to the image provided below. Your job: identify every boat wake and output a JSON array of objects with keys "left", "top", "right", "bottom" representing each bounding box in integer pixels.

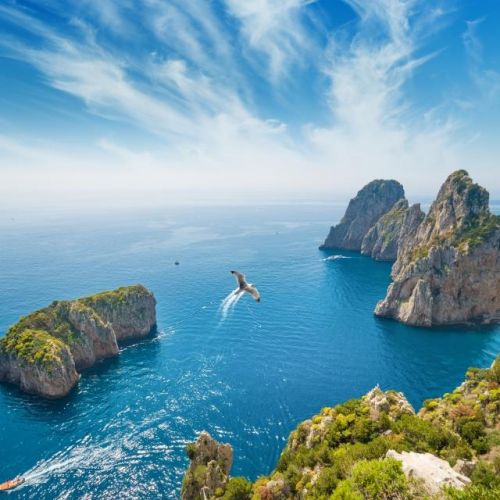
[
  {"left": 322, "top": 255, "right": 352, "bottom": 261},
  {"left": 20, "top": 442, "right": 112, "bottom": 487},
  {"left": 218, "top": 288, "right": 243, "bottom": 323}
]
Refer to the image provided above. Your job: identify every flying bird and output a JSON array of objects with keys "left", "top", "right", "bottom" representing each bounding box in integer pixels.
[{"left": 231, "top": 271, "right": 261, "bottom": 302}]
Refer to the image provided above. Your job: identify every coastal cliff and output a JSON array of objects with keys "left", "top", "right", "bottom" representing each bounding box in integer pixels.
[
  {"left": 0, "top": 285, "right": 156, "bottom": 398},
  {"left": 320, "top": 180, "right": 405, "bottom": 251},
  {"left": 182, "top": 354, "right": 500, "bottom": 499},
  {"left": 361, "top": 199, "right": 425, "bottom": 261},
  {"left": 375, "top": 170, "right": 500, "bottom": 326}
]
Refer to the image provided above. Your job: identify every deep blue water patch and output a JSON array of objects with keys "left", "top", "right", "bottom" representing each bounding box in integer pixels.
[{"left": 1, "top": 204, "right": 499, "bottom": 498}]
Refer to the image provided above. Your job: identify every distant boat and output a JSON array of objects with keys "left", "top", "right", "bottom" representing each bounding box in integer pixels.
[
  {"left": 0, "top": 477, "right": 25, "bottom": 491},
  {"left": 174, "top": 261, "right": 180, "bottom": 266}
]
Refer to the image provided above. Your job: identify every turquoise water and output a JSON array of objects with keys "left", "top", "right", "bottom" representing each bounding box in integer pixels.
[{"left": 1, "top": 204, "right": 499, "bottom": 499}]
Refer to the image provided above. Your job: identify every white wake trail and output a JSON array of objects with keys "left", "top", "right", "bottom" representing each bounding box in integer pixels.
[{"left": 219, "top": 288, "right": 243, "bottom": 323}]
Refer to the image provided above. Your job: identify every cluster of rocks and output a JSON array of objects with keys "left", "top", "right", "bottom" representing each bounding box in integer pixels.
[
  {"left": 320, "top": 179, "right": 413, "bottom": 260},
  {"left": 0, "top": 285, "right": 156, "bottom": 398},
  {"left": 181, "top": 432, "right": 233, "bottom": 500},
  {"left": 375, "top": 170, "right": 500, "bottom": 326},
  {"left": 321, "top": 170, "right": 500, "bottom": 327}
]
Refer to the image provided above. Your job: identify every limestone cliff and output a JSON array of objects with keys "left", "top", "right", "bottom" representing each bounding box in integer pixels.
[
  {"left": 375, "top": 170, "right": 500, "bottom": 326},
  {"left": 361, "top": 199, "right": 425, "bottom": 261},
  {"left": 182, "top": 354, "right": 500, "bottom": 499},
  {"left": 182, "top": 432, "right": 233, "bottom": 500},
  {"left": 320, "top": 180, "right": 405, "bottom": 251},
  {"left": 0, "top": 285, "right": 156, "bottom": 398}
]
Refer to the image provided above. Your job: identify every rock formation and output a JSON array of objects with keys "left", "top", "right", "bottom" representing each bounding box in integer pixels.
[
  {"left": 0, "top": 285, "right": 156, "bottom": 398},
  {"left": 386, "top": 450, "right": 470, "bottom": 493},
  {"left": 182, "top": 432, "right": 233, "bottom": 500},
  {"left": 375, "top": 170, "right": 500, "bottom": 326},
  {"left": 320, "top": 179, "right": 405, "bottom": 251},
  {"left": 182, "top": 353, "right": 500, "bottom": 498}
]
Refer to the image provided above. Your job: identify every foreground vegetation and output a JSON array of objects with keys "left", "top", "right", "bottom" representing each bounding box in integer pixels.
[{"left": 185, "top": 354, "right": 500, "bottom": 499}]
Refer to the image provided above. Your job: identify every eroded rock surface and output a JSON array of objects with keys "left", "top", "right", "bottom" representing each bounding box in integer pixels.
[
  {"left": 0, "top": 285, "right": 156, "bottom": 398},
  {"left": 361, "top": 199, "right": 423, "bottom": 261},
  {"left": 182, "top": 432, "right": 233, "bottom": 500},
  {"left": 375, "top": 170, "right": 500, "bottom": 326},
  {"left": 386, "top": 450, "right": 471, "bottom": 494},
  {"left": 320, "top": 179, "right": 404, "bottom": 251}
]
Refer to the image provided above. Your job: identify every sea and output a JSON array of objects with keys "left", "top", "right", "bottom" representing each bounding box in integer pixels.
[{"left": 1, "top": 202, "right": 499, "bottom": 498}]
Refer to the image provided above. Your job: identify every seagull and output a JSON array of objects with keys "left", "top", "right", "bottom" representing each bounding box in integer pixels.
[{"left": 231, "top": 271, "right": 261, "bottom": 302}]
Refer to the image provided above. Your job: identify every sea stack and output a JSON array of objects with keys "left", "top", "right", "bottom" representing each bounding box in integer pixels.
[
  {"left": 320, "top": 179, "right": 405, "bottom": 251},
  {"left": 0, "top": 285, "right": 156, "bottom": 398},
  {"left": 182, "top": 432, "right": 233, "bottom": 500},
  {"left": 375, "top": 170, "right": 500, "bottom": 326}
]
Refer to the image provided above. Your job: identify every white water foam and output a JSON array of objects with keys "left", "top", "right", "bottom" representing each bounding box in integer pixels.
[
  {"left": 322, "top": 255, "right": 352, "bottom": 261},
  {"left": 218, "top": 288, "right": 243, "bottom": 323}
]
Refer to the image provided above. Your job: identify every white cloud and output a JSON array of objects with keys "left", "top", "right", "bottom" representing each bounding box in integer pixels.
[
  {"left": 0, "top": 0, "right": 498, "bottom": 205},
  {"left": 224, "top": 0, "right": 318, "bottom": 81}
]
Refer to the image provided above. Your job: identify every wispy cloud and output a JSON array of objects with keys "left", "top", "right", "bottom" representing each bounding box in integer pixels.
[
  {"left": 306, "top": 0, "right": 459, "bottom": 191},
  {"left": 462, "top": 18, "right": 500, "bottom": 99},
  {"left": 224, "top": 0, "right": 318, "bottom": 81},
  {"left": 0, "top": 0, "right": 497, "bottom": 202}
]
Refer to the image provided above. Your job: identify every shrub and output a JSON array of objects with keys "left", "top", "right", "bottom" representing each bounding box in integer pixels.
[
  {"left": 335, "top": 458, "right": 410, "bottom": 500},
  {"left": 186, "top": 442, "right": 197, "bottom": 460},
  {"left": 445, "top": 485, "right": 500, "bottom": 500},
  {"left": 221, "top": 477, "right": 252, "bottom": 500},
  {"left": 458, "top": 420, "right": 486, "bottom": 444},
  {"left": 470, "top": 461, "right": 500, "bottom": 489}
]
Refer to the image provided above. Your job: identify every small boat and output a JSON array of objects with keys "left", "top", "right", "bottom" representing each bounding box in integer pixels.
[
  {"left": 0, "top": 477, "right": 25, "bottom": 491},
  {"left": 174, "top": 261, "right": 180, "bottom": 266}
]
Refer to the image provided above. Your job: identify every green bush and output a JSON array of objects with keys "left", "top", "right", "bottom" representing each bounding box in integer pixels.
[
  {"left": 446, "top": 485, "right": 500, "bottom": 500},
  {"left": 392, "top": 414, "right": 455, "bottom": 453},
  {"left": 186, "top": 442, "right": 197, "bottom": 460},
  {"left": 221, "top": 477, "right": 252, "bottom": 500},
  {"left": 332, "top": 458, "right": 410, "bottom": 500},
  {"left": 457, "top": 420, "right": 486, "bottom": 444},
  {"left": 470, "top": 461, "right": 500, "bottom": 489}
]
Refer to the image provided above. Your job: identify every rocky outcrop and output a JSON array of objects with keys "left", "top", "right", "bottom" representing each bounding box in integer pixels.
[
  {"left": 363, "top": 384, "right": 415, "bottom": 420},
  {"left": 386, "top": 450, "right": 470, "bottom": 493},
  {"left": 361, "top": 199, "right": 425, "bottom": 261},
  {"left": 182, "top": 432, "right": 233, "bottom": 500},
  {"left": 320, "top": 179, "right": 405, "bottom": 251},
  {"left": 0, "top": 329, "right": 79, "bottom": 398},
  {"left": 183, "top": 354, "right": 500, "bottom": 499},
  {"left": 0, "top": 285, "right": 156, "bottom": 398},
  {"left": 375, "top": 170, "right": 500, "bottom": 326}
]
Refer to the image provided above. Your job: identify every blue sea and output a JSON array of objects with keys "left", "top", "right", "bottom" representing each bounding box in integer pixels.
[{"left": 1, "top": 203, "right": 499, "bottom": 499}]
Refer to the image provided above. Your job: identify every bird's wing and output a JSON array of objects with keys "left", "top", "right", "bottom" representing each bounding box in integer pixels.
[
  {"left": 231, "top": 270, "right": 246, "bottom": 288},
  {"left": 245, "top": 285, "right": 261, "bottom": 302}
]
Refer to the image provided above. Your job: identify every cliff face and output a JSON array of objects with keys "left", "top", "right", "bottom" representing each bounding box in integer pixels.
[
  {"left": 360, "top": 199, "right": 425, "bottom": 261},
  {"left": 320, "top": 180, "right": 405, "bottom": 251},
  {"left": 182, "top": 432, "right": 233, "bottom": 500},
  {"left": 0, "top": 285, "right": 156, "bottom": 398},
  {"left": 183, "top": 353, "right": 500, "bottom": 499},
  {"left": 375, "top": 171, "right": 500, "bottom": 326},
  {"left": 0, "top": 329, "right": 79, "bottom": 398}
]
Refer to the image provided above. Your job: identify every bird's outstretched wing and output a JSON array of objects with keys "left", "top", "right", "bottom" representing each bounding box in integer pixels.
[
  {"left": 231, "top": 270, "right": 247, "bottom": 288},
  {"left": 244, "top": 285, "right": 261, "bottom": 302}
]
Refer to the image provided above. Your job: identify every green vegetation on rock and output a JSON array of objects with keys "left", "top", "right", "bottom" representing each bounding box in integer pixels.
[
  {"left": 187, "top": 354, "right": 500, "bottom": 499},
  {"left": 0, "top": 285, "right": 152, "bottom": 370},
  {"left": 81, "top": 284, "right": 148, "bottom": 308},
  {"left": 0, "top": 328, "right": 68, "bottom": 368}
]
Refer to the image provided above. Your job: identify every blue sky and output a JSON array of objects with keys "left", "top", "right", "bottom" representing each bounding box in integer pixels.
[{"left": 1, "top": 0, "right": 499, "bottom": 203}]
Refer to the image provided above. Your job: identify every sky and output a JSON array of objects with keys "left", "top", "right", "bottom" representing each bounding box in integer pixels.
[{"left": 1, "top": 0, "right": 500, "bottom": 206}]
